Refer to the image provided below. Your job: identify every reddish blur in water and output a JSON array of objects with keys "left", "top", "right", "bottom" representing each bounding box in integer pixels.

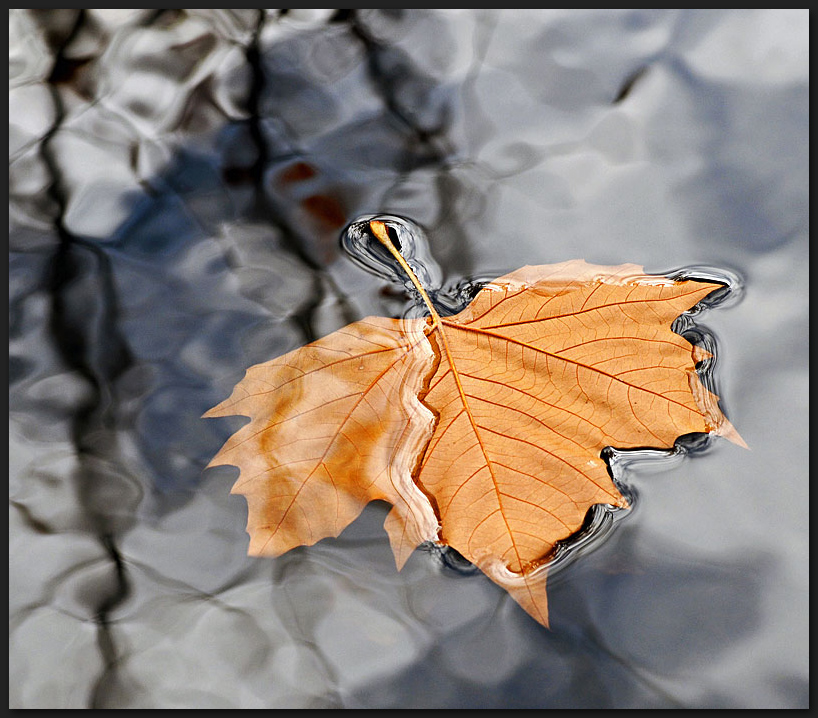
[{"left": 9, "top": 9, "right": 808, "bottom": 709}]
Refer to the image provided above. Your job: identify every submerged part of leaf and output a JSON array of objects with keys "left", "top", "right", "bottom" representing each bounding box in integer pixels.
[{"left": 204, "top": 316, "right": 440, "bottom": 566}]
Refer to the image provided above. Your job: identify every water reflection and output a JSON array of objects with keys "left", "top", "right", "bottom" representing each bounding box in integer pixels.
[{"left": 9, "top": 8, "right": 808, "bottom": 709}]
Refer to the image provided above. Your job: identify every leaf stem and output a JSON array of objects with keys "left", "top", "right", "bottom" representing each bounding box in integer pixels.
[{"left": 369, "top": 220, "right": 441, "bottom": 327}]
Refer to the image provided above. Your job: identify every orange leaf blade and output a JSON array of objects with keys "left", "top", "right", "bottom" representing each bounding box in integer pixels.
[{"left": 415, "top": 261, "right": 741, "bottom": 623}]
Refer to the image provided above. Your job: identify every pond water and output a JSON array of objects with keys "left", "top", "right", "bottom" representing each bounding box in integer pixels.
[{"left": 9, "top": 9, "right": 808, "bottom": 709}]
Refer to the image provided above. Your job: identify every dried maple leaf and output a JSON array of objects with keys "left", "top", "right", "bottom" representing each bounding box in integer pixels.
[{"left": 205, "top": 216, "right": 745, "bottom": 628}]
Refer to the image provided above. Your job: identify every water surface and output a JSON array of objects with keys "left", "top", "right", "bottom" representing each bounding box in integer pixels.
[{"left": 9, "top": 9, "right": 809, "bottom": 708}]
